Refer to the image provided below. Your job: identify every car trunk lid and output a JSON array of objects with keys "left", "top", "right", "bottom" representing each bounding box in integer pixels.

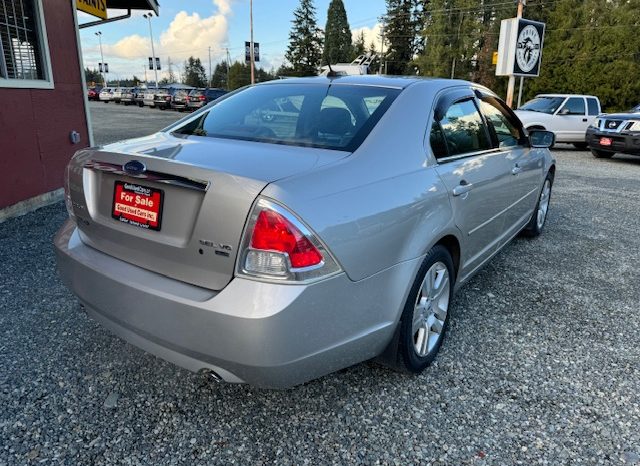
[{"left": 67, "top": 132, "right": 348, "bottom": 291}]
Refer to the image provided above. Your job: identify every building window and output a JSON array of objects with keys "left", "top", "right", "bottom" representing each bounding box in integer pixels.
[{"left": 0, "top": 0, "right": 52, "bottom": 87}]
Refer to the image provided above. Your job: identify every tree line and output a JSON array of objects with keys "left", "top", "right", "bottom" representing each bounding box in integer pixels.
[{"left": 281, "top": 0, "right": 640, "bottom": 111}]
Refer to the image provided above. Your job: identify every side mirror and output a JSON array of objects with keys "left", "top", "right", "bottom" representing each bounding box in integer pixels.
[
  {"left": 559, "top": 108, "right": 570, "bottom": 115},
  {"left": 529, "top": 130, "right": 555, "bottom": 148}
]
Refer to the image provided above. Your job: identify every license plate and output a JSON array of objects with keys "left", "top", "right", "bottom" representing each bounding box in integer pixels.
[
  {"left": 599, "top": 137, "right": 613, "bottom": 146},
  {"left": 112, "top": 181, "right": 164, "bottom": 231}
]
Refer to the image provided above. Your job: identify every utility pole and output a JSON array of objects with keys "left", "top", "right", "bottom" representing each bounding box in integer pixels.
[
  {"left": 95, "top": 31, "right": 105, "bottom": 87},
  {"left": 506, "top": 0, "right": 526, "bottom": 108},
  {"left": 226, "top": 47, "right": 231, "bottom": 90},
  {"left": 143, "top": 65, "right": 147, "bottom": 84},
  {"left": 379, "top": 24, "right": 385, "bottom": 74},
  {"left": 143, "top": 13, "right": 159, "bottom": 87},
  {"left": 208, "top": 46, "right": 212, "bottom": 88},
  {"left": 249, "top": 0, "right": 255, "bottom": 84}
]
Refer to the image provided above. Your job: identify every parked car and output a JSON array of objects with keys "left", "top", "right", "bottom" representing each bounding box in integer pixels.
[
  {"left": 170, "top": 89, "right": 192, "bottom": 112},
  {"left": 515, "top": 94, "right": 601, "bottom": 148},
  {"left": 87, "top": 86, "right": 102, "bottom": 101},
  {"left": 120, "top": 88, "right": 139, "bottom": 106},
  {"left": 55, "top": 76, "right": 556, "bottom": 389},
  {"left": 98, "top": 87, "right": 113, "bottom": 103},
  {"left": 187, "top": 88, "right": 228, "bottom": 110},
  {"left": 135, "top": 88, "right": 150, "bottom": 107},
  {"left": 111, "top": 87, "right": 126, "bottom": 104},
  {"left": 142, "top": 88, "right": 159, "bottom": 108},
  {"left": 153, "top": 88, "right": 173, "bottom": 110},
  {"left": 586, "top": 108, "right": 640, "bottom": 158}
]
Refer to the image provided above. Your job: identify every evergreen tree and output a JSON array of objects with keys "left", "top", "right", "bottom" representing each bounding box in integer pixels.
[
  {"left": 353, "top": 30, "right": 366, "bottom": 57},
  {"left": 227, "top": 62, "right": 275, "bottom": 90},
  {"left": 183, "top": 57, "right": 207, "bottom": 87},
  {"left": 322, "top": 0, "right": 353, "bottom": 64},
  {"left": 211, "top": 61, "right": 229, "bottom": 89},
  {"left": 383, "top": 0, "right": 422, "bottom": 75},
  {"left": 84, "top": 67, "right": 102, "bottom": 86},
  {"left": 284, "top": 0, "right": 324, "bottom": 76}
]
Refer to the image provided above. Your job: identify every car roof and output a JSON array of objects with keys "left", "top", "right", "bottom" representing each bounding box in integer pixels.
[
  {"left": 537, "top": 93, "right": 599, "bottom": 99},
  {"left": 258, "top": 75, "right": 466, "bottom": 90}
]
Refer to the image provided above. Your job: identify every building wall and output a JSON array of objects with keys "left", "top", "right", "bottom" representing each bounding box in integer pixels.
[{"left": 0, "top": 0, "right": 89, "bottom": 210}]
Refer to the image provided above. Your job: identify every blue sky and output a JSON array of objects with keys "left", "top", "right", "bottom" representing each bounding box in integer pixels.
[{"left": 78, "top": 0, "right": 386, "bottom": 81}]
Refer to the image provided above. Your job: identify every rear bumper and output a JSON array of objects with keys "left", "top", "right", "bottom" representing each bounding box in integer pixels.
[
  {"left": 586, "top": 128, "right": 640, "bottom": 155},
  {"left": 54, "top": 220, "right": 413, "bottom": 388},
  {"left": 187, "top": 101, "right": 205, "bottom": 109}
]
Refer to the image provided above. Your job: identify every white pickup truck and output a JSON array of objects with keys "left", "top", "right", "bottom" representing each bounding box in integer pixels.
[{"left": 515, "top": 94, "right": 601, "bottom": 149}]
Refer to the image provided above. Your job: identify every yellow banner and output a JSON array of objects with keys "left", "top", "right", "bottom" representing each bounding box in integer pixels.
[{"left": 76, "top": 0, "right": 108, "bottom": 20}]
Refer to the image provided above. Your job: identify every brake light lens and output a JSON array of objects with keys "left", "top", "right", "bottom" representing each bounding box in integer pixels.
[
  {"left": 237, "top": 198, "right": 341, "bottom": 282},
  {"left": 199, "top": 95, "right": 206, "bottom": 101},
  {"left": 251, "top": 210, "right": 322, "bottom": 268}
]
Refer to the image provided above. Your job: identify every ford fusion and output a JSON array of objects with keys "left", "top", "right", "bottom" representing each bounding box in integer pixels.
[{"left": 55, "top": 76, "right": 556, "bottom": 388}]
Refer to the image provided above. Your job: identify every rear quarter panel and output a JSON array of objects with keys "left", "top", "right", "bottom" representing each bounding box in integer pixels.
[{"left": 262, "top": 82, "right": 459, "bottom": 283}]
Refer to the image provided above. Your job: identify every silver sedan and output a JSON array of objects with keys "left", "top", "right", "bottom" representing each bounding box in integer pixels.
[{"left": 55, "top": 76, "right": 556, "bottom": 388}]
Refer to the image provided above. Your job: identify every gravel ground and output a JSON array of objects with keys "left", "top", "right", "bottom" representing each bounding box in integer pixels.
[
  {"left": 89, "top": 101, "right": 183, "bottom": 146},
  {"left": 1, "top": 143, "right": 640, "bottom": 465}
]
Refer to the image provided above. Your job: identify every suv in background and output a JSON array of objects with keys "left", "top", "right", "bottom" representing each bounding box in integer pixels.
[
  {"left": 586, "top": 107, "right": 640, "bottom": 159},
  {"left": 187, "top": 88, "right": 227, "bottom": 110},
  {"left": 515, "top": 94, "right": 601, "bottom": 149}
]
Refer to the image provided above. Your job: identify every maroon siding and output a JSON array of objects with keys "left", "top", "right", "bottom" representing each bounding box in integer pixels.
[{"left": 0, "top": 0, "right": 89, "bottom": 209}]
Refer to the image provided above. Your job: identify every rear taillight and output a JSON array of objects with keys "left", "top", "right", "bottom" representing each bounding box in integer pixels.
[
  {"left": 199, "top": 95, "right": 206, "bottom": 101},
  {"left": 237, "top": 198, "right": 341, "bottom": 282}
]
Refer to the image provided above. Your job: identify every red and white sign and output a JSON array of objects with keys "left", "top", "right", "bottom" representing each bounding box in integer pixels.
[{"left": 112, "top": 181, "right": 163, "bottom": 230}]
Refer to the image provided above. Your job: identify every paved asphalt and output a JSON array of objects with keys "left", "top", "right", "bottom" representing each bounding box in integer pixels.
[{"left": 1, "top": 103, "right": 639, "bottom": 465}]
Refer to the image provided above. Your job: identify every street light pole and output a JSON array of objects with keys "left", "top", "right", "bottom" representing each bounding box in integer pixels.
[
  {"left": 208, "top": 46, "right": 212, "bottom": 87},
  {"left": 95, "top": 31, "right": 105, "bottom": 87},
  {"left": 249, "top": 0, "right": 255, "bottom": 84},
  {"left": 143, "top": 13, "right": 159, "bottom": 87}
]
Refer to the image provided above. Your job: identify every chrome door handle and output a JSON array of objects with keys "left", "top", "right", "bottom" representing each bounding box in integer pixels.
[
  {"left": 512, "top": 165, "right": 523, "bottom": 175},
  {"left": 452, "top": 182, "right": 473, "bottom": 196}
]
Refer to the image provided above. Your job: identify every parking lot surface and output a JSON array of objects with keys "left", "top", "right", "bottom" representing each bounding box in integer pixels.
[
  {"left": 89, "top": 101, "right": 183, "bottom": 146},
  {"left": 1, "top": 108, "right": 639, "bottom": 465}
]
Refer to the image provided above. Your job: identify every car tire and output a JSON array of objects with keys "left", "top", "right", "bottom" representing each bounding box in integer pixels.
[
  {"left": 591, "top": 149, "right": 614, "bottom": 159},
  {"left": 397, "top": 245, "right": 455, "bottom": 373},
  {"left": 573, "top": 142, "right": 588, "bottom": 150},
  {"left": 522, "top": 172, "right": 554, "bottom": 238}
]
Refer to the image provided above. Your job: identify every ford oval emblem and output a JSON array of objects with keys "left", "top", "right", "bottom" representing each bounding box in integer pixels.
[{"left": 123, "top": 160, "right": 146, "bottom": 175}]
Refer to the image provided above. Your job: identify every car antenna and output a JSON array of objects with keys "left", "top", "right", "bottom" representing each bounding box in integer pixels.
[{"left": 326, "top": 58, "right": 338, "bottom": 77}]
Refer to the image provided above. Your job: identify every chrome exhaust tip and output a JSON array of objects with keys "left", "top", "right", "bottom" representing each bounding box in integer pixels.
[{"left": 198, "top": 368, "right": 223, "bottom": 383}]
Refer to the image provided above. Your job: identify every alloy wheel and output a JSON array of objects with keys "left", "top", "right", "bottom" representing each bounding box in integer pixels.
[{"left": 412, "top": 261, "right": 450, "bottom": 357}]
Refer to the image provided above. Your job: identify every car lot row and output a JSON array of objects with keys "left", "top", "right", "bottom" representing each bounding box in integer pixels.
[{"left": 88, "top": 85, "right": 228, "bottom": 112}]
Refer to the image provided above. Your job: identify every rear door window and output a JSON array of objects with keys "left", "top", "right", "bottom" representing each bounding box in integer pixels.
[
  {"left": 433, "top": 99, "right": 492, "bottom": 158},
  {"left": 587, "top": 98, "right": 600, "bottom": 116}
]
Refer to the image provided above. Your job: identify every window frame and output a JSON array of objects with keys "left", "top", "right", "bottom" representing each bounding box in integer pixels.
[
  {"left": 0, "top": 0, "right": 54, "bottom": 89},
  {"left": 428, "top": 87, "right": 499, "bottom": 163}
]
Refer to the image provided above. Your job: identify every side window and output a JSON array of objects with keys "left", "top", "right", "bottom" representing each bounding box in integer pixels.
[
  {"left": 561, "top": 97, "right": 586, "bottom": 115},
  {"left": 432, "top": 99, "right": 491, "bottom": 158},
  {"left": 478, "top": 98, "right": 523, "bottom": 148},
  {"left": 587, "top": 98, "right": 600, "bottom": 116}
]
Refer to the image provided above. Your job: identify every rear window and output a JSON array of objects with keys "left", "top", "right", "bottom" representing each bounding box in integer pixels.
[
  {"left": 587, "top": 98, "right": 599, "bottom": 116},
  {"left": 172, "top": 84, "right": 400, "bottom": 151}
]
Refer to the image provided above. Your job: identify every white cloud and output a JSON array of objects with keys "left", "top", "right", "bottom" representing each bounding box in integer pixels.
[
  {"left": 94, "top": 1, "right": 235, "bottom": 80},
  {"left": 352, "top": 23, "right": 386, "bottom": 53}
]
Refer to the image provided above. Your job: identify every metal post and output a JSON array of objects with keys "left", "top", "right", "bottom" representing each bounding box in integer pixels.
[
  {"left": 506, "top": 0, "right": 525, "bottom": 108},
  {"left": 249, "top": 0, "right": 255, "bottom": 84},
  {"left": 144, "top": 14, "right": 158, "bottom": 87},
  {"left": 379, "top": 25, "right": 385, "bottom": 74},
  {"left": 517, "top": 76, "right": 524, "bottom": 108},
  {"left": 208, "top": 46, "right": 212, "bottom": 87},
  {"left": 95, "top": 31, "right": 105, "bottom": 87}
]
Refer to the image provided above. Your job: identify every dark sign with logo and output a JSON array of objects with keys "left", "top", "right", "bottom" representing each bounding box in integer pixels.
[
  {"left": 513, "top": 19, "right": 545, "bottom": 76},
  {"left": 496, "top": 18, "right": 545, "bottom": 77},
  {"left": 245, "top": 42, "right": 260, "bottom": 62}
]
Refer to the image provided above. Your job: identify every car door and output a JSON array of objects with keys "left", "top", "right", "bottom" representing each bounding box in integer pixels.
[
  {"left": 431, "top": 90, "right": 515, "bottom": 277},
  {"left": 477, "top": 93, "right": 544, "bottom": 239},
  {"left": 554, "top": 97, "right": 589, "bottom": 142}
]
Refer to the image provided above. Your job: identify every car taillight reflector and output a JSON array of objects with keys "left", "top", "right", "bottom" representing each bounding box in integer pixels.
[
  {"left": 199, "top": 95, "right": 206, "bottom": 101},
  {"left": 251, "top": 210, "right": 323, "bottom": 268}
]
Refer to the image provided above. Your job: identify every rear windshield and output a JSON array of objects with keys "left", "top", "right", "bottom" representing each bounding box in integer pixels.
[
  {"left": 190, "top": 90, "right": 205, "bottom": 96},
  {"left": 172, "top": 83, "right": 400, "bottom": 151}
]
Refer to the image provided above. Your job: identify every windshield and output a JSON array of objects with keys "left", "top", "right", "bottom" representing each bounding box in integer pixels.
[
  {"left": 519, "top": 96, "right": 566, "bottom": 114},
  {"left": 172, "top": 83, "right": 400, "bottom": 151}
]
